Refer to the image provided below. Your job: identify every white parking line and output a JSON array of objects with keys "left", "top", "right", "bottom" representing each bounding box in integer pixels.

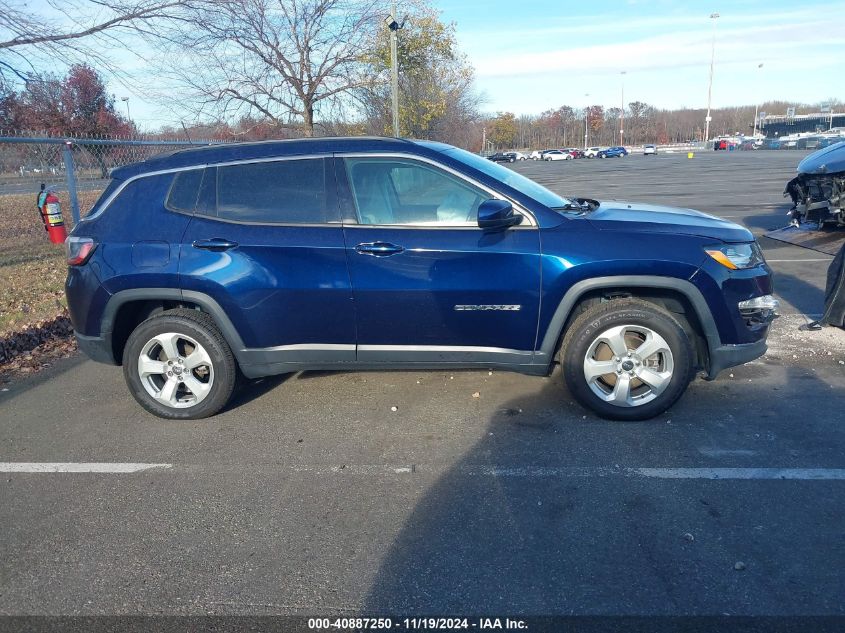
[
  {"left": 0, "top": 462, "right": 172, "bottom": 473},
  {"left": 632, "top": 468, "right": 845, "bottom": 480},
  {"left": 6, "top": 463, "right": 842, "bottom": 479},
  {"left": 465, "top": 467, "right": 845, "bottom": 480},
  {"left": 290, "top": 464, "right": 845, "bottom": 480}
]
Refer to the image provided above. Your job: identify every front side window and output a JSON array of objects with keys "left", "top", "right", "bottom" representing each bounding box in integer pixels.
[
  {"left": 216, "top": 158, "right": 327, "bottom": 224},
  {"left": 344, "top": 158, "right": 488, "bottom": 226}
]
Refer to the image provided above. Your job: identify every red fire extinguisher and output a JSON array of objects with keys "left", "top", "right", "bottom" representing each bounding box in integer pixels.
[{"left": 37, "top": 183, "right": 68, "bottom": 244}]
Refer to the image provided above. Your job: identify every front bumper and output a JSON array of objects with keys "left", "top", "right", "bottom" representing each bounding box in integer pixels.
[
  {"left": 75, "top": 331, "right": 117, "bottom": 365},
  {"left": 704, "top": 338, "right": 767, "bottom": 380}
]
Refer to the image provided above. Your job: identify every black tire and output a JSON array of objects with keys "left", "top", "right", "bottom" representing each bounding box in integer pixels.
[
  {"left": 561, "top": 299, "right": 695, "bottom": 421},
  {"left": 122, "top": 308, "right": 237, "bottom": 419}
]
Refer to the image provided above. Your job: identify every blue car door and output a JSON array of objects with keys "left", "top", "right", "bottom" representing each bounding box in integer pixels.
[
  {"left": 179, "top": 157, "right": 355, "bottom": 367},
  {"left": 338, "top": 155, "right": 542, "bottom": 366}
]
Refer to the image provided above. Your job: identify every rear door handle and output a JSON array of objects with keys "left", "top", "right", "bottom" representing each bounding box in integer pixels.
[
  {"left": 355, "top": 242, "right": 404, "bottom": 257},
  {"left": 192, "top": 238, "right": 239, "bottom": 251}
]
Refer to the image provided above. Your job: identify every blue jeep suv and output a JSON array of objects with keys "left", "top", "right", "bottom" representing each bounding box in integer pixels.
[{"left": 65, "top": 137, "right": 777, "bottom": 421}]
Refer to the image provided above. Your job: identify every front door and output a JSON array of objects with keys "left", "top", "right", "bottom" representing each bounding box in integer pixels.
[{"left": 339, "top": 156, "right": 542, "bottom": 365}]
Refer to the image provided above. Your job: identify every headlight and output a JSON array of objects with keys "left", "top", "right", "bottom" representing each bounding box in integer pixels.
[
  {"left": 704, "top": 242, "right": 765, "bottom": 270},
  {"left": 738, "top": 295, "right": 779, "bottom": 325}
]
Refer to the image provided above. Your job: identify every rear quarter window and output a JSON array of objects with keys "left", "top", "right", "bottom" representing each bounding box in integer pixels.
[{"left": 165, "top": 168, "right": 205, "bottom": 213}]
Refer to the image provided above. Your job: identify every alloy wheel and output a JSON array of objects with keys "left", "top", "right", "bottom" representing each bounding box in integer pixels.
[
  {"left": 583, "top": 324, "right": 674, "bottom": 407},
  {"left": 137, "top": 332, "right": 214, "bottom": 408}
]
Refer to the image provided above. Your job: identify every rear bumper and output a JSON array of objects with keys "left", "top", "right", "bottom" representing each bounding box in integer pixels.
[
  {"left": 75, "top": 331, "right": 117, "bottom": 365},
  {"left": 704, "top": 338, "right": 767, "bottom": 380}
]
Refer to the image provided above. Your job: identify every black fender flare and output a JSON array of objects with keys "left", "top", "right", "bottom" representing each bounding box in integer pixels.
[
  {"left": 535, "top": 275, "right": 721, "bottom": 364},
  {"left": 99, "top": 288, "right": 247, "bottom": 362}
]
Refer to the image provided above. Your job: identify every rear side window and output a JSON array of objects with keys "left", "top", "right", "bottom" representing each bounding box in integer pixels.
[
  {"left": 216, "top": 158, "right": 327, "bottom": 224},
  {"left": 165, "top": 169, "right": 204, "bottom": 213}
]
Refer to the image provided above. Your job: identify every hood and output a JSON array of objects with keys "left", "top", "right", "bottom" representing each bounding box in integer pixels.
[
  {"left": 797, "top": 140, "right": 845, "bottom": 175},
  {"left": 587, "top": 200, "right": 754, "bottom": 243}
]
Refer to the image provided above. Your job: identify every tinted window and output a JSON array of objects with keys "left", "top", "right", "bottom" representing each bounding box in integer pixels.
[
  {"left": 215, "top": 158, "right": 327, "bottom": 224},
  {"left": 345, "top": 158, "right": 487, "bottom": 226},
  {"left": 166, "top": 169, "right": 204, "bottom": 213}
]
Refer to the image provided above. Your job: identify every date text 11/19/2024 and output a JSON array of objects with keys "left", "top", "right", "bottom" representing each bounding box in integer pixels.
[{"left": 307, "top": 617, "right": 528, "bottom": 630}]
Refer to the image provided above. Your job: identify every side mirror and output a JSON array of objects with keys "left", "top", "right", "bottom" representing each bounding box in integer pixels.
[{"left": 477, "top": 199, "right": 523, "bottom": 230}]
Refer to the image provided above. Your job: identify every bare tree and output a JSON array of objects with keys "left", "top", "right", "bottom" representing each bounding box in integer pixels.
[
  {"left": 0, "top": 0, "right": 189, "bottom": 84},
  {"left": 157, "top": 0, "right": 378, "bottom": 136}
]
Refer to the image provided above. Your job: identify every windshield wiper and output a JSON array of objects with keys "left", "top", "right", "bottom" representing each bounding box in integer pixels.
[{"left": 551, "top": 199, "right": 595, "bottom": 213}]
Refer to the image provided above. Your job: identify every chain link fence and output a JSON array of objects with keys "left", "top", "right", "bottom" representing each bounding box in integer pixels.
[{"left": 0, "top": 130, "right": 226, "bottom": 222}]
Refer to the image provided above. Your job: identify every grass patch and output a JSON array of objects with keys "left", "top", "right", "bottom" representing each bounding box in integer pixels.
[{"left": 0, "top": 190, "right": 101, "bottom": 336}]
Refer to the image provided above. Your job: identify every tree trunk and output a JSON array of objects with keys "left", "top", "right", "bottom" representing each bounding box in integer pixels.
[{"left": 303, "top": 103, "right": 314, "bottom": 137}]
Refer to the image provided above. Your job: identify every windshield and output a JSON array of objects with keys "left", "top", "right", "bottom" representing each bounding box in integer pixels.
[{"left": 443, "top": 147, "right": 574, "bottom": 209}]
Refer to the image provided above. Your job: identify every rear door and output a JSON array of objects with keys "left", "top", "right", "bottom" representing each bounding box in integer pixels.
[
  {"left": 179, "top": 157, "right": 355, "bottom": 364},
  {"left": 338, "top": 155, "right": 542, "bottom": 366}
]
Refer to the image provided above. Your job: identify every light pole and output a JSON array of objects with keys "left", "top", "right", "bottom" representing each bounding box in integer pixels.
[
  {"left": 620, "top": 71, "right": 626, "bottom": 147},
  {"left": 703, "top": 12, "right": 719, "bottom": 143},
  {"left": 752, "top": 63, "right": 763, "bottom": 137},
  {"left": 584, "top": 93, "right": 590, "bottom": 148},
  {"left": 386, "top": 5, "right": 403, "bottom": 138},
  {"left": 121, "top": 96, "right": 132, "bottom": 126}
]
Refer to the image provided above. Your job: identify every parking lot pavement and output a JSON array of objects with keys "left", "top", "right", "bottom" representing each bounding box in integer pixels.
[{"left": 1, "top": 151, "right": 844, "bottom": 618}]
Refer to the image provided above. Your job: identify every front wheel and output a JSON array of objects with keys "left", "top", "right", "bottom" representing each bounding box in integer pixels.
[
  {"left": 123, "top": 309, "right": 237, "bottom": 419},
  {"left": 561, "top": 300, "right": 695, "bottom": 420}
]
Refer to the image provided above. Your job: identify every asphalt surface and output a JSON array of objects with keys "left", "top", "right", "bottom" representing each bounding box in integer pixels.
[{"left": 1, "top": 150, "right": 844, "bottom": 621}]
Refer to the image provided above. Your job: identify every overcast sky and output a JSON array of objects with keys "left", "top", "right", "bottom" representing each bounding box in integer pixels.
[{"left": 88, "top": 0, "right": 845, "bottom": 130}]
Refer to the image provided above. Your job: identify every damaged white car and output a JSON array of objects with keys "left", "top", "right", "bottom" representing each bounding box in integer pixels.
[{"left": 785, "top": 141, "right": 845, "bottom": 227}]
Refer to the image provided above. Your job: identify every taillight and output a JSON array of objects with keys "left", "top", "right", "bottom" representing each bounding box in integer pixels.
[{"left": 66, "top": 236, "right": 97, "bottom": 266}]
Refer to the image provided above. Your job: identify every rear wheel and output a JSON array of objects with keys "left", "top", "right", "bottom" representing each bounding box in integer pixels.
[
  {"left": 561, "top": 299, "right": 695, "bottom": 420},
  {"left": 123, "top": 309, "right": 237, "bottom": 419}
]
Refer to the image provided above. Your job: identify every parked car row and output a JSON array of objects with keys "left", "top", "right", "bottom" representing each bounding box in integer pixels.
[
  {"left": 712, "top": 135, "right": 845, "bottom": 151},
  {"left": 533, "top": 147, "right": 634, "bottom": 160},
  {"left": 488, "top": 145, "right": 659, "bottom": 162}
]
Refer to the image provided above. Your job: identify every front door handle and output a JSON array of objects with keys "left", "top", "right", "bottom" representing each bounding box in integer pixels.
[
  {"left": 355, "top": 242, "right": 404, "bottom": 257},
  {"left": 192, "top": 238, "right": 239, "bottom": 251}
]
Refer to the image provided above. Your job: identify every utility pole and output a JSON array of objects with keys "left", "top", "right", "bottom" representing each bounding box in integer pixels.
[
  {"left": 387, "top": 5, "right": 402, "bottom": 138},
  {"left": 584, "top": 93, "right": 590, "bottom": 148},
  {"left": 620, "top": 71, "right": 626, "bottom": 147},
  {"left": 704, "top": 12, "right": 719, "bottom": 143},
  {"left": 752, "top": 63, "right": 763, "bottom": 137},
  {"left": 121, "top": 97, "right": 132, "bottom": 127}
]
